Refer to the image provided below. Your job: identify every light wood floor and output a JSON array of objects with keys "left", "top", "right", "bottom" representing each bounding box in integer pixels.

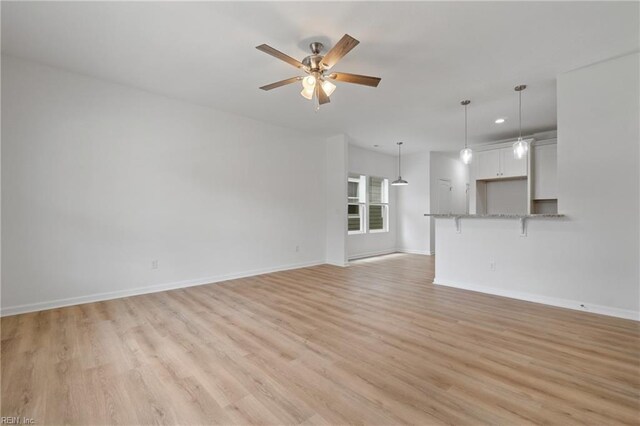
[{"left": 2, "top": 254, "right": 639, "bottom": 425}]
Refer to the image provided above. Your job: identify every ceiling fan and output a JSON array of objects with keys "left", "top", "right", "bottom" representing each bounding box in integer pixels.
[{"left": 256, "top": 34, "right": 381, "bottom": 109}]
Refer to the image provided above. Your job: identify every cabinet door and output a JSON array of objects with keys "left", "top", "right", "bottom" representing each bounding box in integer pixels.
[
  {"left": 500, "top": 147, "right": 527, "bottom": 178},
  {"left": 475, "top": 150, "right": 501, "bottom": 180}
]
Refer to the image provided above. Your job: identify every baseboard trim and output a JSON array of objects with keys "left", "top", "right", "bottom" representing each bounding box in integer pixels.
[
  {"left": 396, "top": 248, "right": 432, "bottom": 256},
  {"left": 348, "top": 248, "right": 398, "bottom": 261},
  {"left": 1, "top": 260, "right": 325, "bottom": 317},
  {"left": 348, "top": 248, "right": 433, "bottom": 261},
  {"left": 433, "top": 278, "right": 639, "bottom": 321}
]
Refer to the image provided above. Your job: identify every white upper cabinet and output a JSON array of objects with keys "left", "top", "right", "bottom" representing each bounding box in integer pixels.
[
  {"left": 475, "top": 150, "right": 501, "bottom": 180},
  {"left": 474, "top": 146, "right": 527, "bottom": 180},
  {"left": 500, "top": 147, "right": 528, "bottom": 178},
  {"left": 533, "top": 142, "right": 558, "bottom": 199}
]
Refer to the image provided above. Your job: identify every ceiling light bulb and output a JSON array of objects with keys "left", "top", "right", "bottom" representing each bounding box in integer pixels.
[
  {"left": 460, "top": 148, "right": 473, "bottom": 165},
  {"left": 300, "top": 87, "right": 314, "bottom": 100},
  {"left": 321, "top": 80, "right": 336, "bottom": 97},
  {"left": 302, "top": 75, "right": 316, "bottom": 90},
  {"left": 495, "top": 118, "right": 505, "bottom": 124}
]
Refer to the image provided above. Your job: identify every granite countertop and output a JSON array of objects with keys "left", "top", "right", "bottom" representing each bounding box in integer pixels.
[{"left": 424, "top": 213, "right": 565, "bottom": 218}]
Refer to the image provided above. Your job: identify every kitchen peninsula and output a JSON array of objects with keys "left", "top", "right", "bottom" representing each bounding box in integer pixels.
[{"left": 425, "top": 53, "right": 638, "bottom": 321}]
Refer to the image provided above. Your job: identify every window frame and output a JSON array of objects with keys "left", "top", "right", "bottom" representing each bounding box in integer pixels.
[
  {"left": 367, "top": 176, "right": 390, "bottom": 233},
  {"left": 347, "top": 174, "right": 390, "bottom": 235},
  {"left": 347, "top": 175, "right": 366, "bottom": 235}
]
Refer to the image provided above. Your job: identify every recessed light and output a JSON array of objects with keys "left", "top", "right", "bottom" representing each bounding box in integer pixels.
[
  {"left": 373, "top": 144, "right": 379, "bottom": 147},
  {"left": 495, "top": 118, "right": 506, "bottom": 124}
]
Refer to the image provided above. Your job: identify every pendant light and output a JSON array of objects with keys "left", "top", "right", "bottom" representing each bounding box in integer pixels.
[
  {"left": 459, "top": 100, "right": 472, "bottom": 165},
  {"left": 513, "top": 84, "right": 528, "bottom": 159},
  {"left": 391, "top": 142, "right": 408, "bottom": 186}
]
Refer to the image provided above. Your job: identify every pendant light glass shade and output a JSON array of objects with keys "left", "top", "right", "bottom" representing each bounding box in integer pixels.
[
  {"left": 460, "top": 148, "right": 473, "bottom": 164},
  {"left": 391, "top": 142, "right": 408, "bottom": 186},
  {"left": 459, "top": 100, "right": 472, "bottom": 164},
  {"left": 513, "top": 137, "right": 528, "bottom": 159},
  {"left": 512, "top": 85, "right": 528, "bottom": 159}
]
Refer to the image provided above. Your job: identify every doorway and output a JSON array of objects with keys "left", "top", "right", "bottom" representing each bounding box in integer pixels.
[{"left": 437, "top": 179, "right": 452, "bottom": 214}]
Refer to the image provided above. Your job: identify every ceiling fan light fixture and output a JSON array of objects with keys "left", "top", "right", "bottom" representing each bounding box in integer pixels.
[
  {"left": 300, "top": 87, "right": 314, "bottom": 100},
  {"left": 256, "top": 34, "right": 381, "bottom": 109},
  {"left": 321, "top": 79, "right": 336, "bottom": 97},
  {"left": 302, "top": 75, "right": 316, "bottom": 90}
]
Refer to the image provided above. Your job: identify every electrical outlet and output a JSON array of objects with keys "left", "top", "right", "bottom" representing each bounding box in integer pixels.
[
  {"left": 151, "top": 260, "right": 159, "bottom": 270},
  {"left": 489, "top": 262, "right": 496, "bottom": 271}
]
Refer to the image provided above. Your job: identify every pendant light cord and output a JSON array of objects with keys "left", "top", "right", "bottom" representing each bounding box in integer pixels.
[
  {"left": 519, "top": 89, "right": 522, "bottom": 139},
  {"left": 464, "top": 104, "right": 468, "bottom": 149},
  {"left": 398, "top": 143, "right": 402, "bottom": 176}
]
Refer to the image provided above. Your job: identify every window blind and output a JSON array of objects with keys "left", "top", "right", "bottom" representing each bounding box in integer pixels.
[
  {"left": 368, "top": 177, "right": 384, "bottom": 204},
  {"left": 369, "top": 205, "right": 384, "bottom": 230}
]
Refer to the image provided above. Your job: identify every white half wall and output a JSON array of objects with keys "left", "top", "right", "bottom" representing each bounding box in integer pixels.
[
  {"left": 434, "top": 52, "right": 640, "bottom": 320},
  {"left": 397, "top": 151, "right": 431, "bottom": 255},
  {"left": 1, "top": 55, "right": 328, "bottom": 315},
  {"left": 347, "top": 144, "right": 398, "bottom": 259}
]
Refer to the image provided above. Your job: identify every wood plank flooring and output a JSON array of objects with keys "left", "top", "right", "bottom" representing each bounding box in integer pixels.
[{"left": 2, "top": 253, "right": 639, "bottom": 425}]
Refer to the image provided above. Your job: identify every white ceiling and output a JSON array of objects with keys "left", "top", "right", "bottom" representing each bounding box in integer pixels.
[{"left": 2, "top": 1, "right": 638, "bottom": 154}]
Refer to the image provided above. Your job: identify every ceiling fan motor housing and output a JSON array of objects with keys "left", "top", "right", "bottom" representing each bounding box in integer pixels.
[
  {"left": 309, "top": 42, "right": 324, "bottom": 54},
  {"left": 302, "top": 54, "right": 324, "bottom": 72},
  {"left": 302, "top": 42, "right": 326, "bottom": 71}
]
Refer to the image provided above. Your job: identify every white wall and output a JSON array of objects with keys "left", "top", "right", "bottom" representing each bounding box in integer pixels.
[
  {"left": 397, "top": 151, "right": 431, "bottom": 255},
  {"left": 484, "top": 179, "right": 528, "bottom": 214},
  {"left": 1, "top": 55, "right": 328, "bottom": 315},
  {"left": 434, "top": 52, "right": 640, "bottom": 319},
  {"left": 347, "top": 144, "right": 398, "bottom": 259},
  {"left": 325, "top": 134, "right": 348, "bottom": 266},
  {"left": 429, "top": 152, "right": 469, "bottom": 253}
]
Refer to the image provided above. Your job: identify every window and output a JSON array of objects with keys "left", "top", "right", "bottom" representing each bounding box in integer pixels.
[
  {"left": 347, "top": 175, "right": 389, "bottom": 234},
  {"left": 368, "top": 176, "right": 389, "bottom": 232},
  {"left": 348, "top": 176, "right": 366, "bottom": 234}
]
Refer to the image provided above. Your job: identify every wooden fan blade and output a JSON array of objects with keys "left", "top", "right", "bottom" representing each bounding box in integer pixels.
[
  {"left": 256, "top": 44, "right": 305, "bottom": 69},
  {"left": 328, "top": 72, "right": 381, "bottom": 87},
  {"left": 259, "top": 77, "right": 301, "bottom": 91},
  {"left": 317, "top": 83, "right": 330, "bottom": 105},
  {"left": 321, "top": 34, "right": 359, "bottom": 69}
]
